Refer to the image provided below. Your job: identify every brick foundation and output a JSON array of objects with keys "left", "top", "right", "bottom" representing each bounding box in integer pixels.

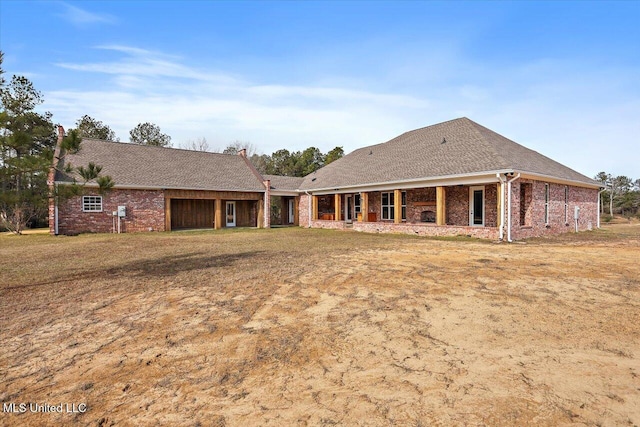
[
  {"left": 353, "top": 221, "right": 499, "bottom": 239},
  {"left": 310, "top": 220, "right": 348, "bottom": 230}
]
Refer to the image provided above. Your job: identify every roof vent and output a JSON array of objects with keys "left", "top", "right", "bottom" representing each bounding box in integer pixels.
[
  {"left": 311, "top": 177, "right": 316, "bottom": 182},
  {"left": 441, "top": 138, "right": 447, "bottom": 144},
  {"left": 369, "top": 150, "right": 373, "bottom": 155}
]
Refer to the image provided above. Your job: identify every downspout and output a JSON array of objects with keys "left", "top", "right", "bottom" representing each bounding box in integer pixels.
[
  {"left": 507, "top": 173, "right": 521, "bottom": 243},
  {"left": 304, "top": 191, "right": 312, "bottom": 228},
  {"left": 54, "top": 184, "right": 59, "bottom": 235},
  {"left": 496, "top": 173, "right": 506, "bottom": 240},
  {"left": 263, "top": 179, "right": 271, "bottom": 229},
  {"left": 597, "top": 188, "right": 607, "bottom": 228}
]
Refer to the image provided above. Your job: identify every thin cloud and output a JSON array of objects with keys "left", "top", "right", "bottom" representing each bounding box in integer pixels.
[
  {"left": 57, "top": 2, "right": 116, "bottom": 27},
  {"left": 46, "top": 45, "right": 638, "bottom": 177},
  {"left": 56, "top": 45, "right": 237, "bottom": 84}
]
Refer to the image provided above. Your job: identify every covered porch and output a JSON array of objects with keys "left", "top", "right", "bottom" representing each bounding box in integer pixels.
[
  {"left": 270, "top": 195, "right": 300, "bottom": 226},
  {"left": 164, "top": 189, "right": 265, "bottom": 231},
  {"left": 308, "top": 184, "right": 501, "bottom": 239}
]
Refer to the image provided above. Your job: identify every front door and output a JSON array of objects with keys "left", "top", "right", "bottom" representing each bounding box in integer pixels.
[
  {"left": 469, "top": 186, "right": 485, "bottom": 226},
  {"left": 226, "top": 201, "right": 236, "bottom": 227},
  {"left": 288, "top": 199, "right": 294, "bottom": 224},
  {"left": 345, "top": 195, "right": 353, "bottom": 222}
]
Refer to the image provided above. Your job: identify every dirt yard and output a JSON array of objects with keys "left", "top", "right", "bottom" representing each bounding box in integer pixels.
[{"left": 1, "top": 224, "right": 639, "bottom": 426}]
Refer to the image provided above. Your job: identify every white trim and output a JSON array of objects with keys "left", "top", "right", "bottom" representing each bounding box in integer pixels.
[
  {"left": 516, "top": 172, "right": 601, "bottom": 189},
  {"left": 497, "top": 174, "right": 506, "bottom": 240},
  {"left": 306, "top": 171, "right": 510, "bottom": 194},
  {"left": 270, "top": 190, "right": 299, "bottom": 197},
  {"left": 597, "top": 189, "right": 607, "bottom": 228},
  {"left": 469, "top": 186, "right": 485, "bottom": 227},
  {"left": 308, "top": 174, "right": 499, "bottom": 196},
  {"left": 288, "top": 199, "right": 295, "bottom": 224},
  {"left": 544, "top": 183, "right": 550, "bottom": 225},
  {"left": 226, "top": 201, "right": 236, "bottom": 227},
  {"left": 82, "top": 195, "right": 103, "bottom": 212},
  {"left": 345, "top": 195, "right": 353, "bottom": 223}
]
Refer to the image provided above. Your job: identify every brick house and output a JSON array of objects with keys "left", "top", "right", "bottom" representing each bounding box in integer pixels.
[
  {"left": 50, "top": 118, "right": 603, "bottom": 240},
  {"left": 50, "top": 135, "right": 271, "bottom": 235}
]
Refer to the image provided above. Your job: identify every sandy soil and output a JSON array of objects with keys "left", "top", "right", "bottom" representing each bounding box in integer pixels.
[{"left": 1, "top": 224, "right": 639, "bottom": 426}]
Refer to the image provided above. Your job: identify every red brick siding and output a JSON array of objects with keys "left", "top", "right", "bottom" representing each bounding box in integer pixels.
[
  {"left": 406, "top": 188, "right": 436, "bottom": 223},
  {"left": 299, "top": 194, "right": 311, "bottom": 227},
  {"left": 510, "top": 179, "right": 598, "bottom": 240},
  {"left": 484, "top": 184, "right": 498, "bottom": 228},
  {"left": 57, "top": 189, "right": 165, "bottom": 235},
  {"left": 368, "top": 192, "right": 381, "bottom": 222},
  {"left": 442, "top": 185, "right": 498, "bottom": 227},
  {"left": 445, "top": 186, "right": 468, "bottom": 226},
  {"left": 310, "top": 220, "right": 348, "bottom": 230},
  {"left": 353, "top": 221, "right": 499, "bottom": 239}
]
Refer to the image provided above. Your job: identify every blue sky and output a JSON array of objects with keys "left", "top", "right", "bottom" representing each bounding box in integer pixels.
[{"left": 1, "top": 1, "right": 638, "bottom": 178}]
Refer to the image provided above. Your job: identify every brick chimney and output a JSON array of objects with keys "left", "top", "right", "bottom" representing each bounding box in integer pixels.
[
  {"left": 238, "top": 148, "right": 247, "bottom": 157},
  {"left": 48, "top": 125, "right": 65, "bottom": 235}
]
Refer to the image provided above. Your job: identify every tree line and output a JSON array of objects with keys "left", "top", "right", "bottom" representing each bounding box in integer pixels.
[
  {"left": 6, "top": 47, "right": 636, "bottom": 234},
  {"left": 75, "top": 118, "right": 345, "bottom": 177},
  {"left": 594, "top": 172, "right": 640, "bottom": 219},
  {"left": 0, "top": 51, "right": 343, "bottom": 232}
]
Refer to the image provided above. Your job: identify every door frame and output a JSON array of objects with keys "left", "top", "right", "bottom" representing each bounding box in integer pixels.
[
  {"left": 287, "top": 199, "right": 294, "bottom": 224},
  {"left": 345, "top": 195, "right": 353, "bottom": 223},
  {"left": 226, "top": 201, "right": 236, "bottom": 227},
  {"left": 469, "top": 186, "right": 485, "bottom": 227}
]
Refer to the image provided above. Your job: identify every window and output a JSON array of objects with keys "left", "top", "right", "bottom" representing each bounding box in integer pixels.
[
  {"left": 544, "top": 184, "right": 550, "bottom": 225},
  {"left": 381, "top": 191, "right": 406, "bottom": 221},
  {"left": 401, "top": 191, "right": 407, "bottom": 221},
  {"left": 354, "top": 194, "right": 361, "bottom": 214},
  {"left": 564, "top": 186, "right": 569, "bottom": 224},
  {"left": 82, "top": 196, "right": 103, "bottom": 212},
  {"left": 381, "top": 192, "right": 394, "bottom": 220}
]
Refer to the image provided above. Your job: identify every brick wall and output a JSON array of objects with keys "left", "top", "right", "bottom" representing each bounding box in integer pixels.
[
  {"left": 353, "top": 221, "right": 499, "bottom": 239},
  {"left": 310, "top": 220, "right": 348, "bottom": 230},
  {"left": 406, "top": 188, "right": 436, "bottom": 223},
  {"left": 56, "top": 188, "right": 165, "bottom": 235},
  {"left": 484, "top": 184, "right": 498, "bottom": 228},
  {"left": 446, "top": 186, "right": 468, "bottom": 226},
  {"left": 442, "top": 185, "right": 499, "bottom": 227},
  {"left": 509, "top": 179, "right": 598, "bottom": 240},
  {"left": 299, "top": 194, "right": 311, "bottom": 227}
]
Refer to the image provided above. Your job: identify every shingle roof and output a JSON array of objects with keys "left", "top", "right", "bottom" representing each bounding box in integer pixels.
[
  {"left": 263, "top": 174, "right": 305, "bottom": 191},
  {"left": 55, "top": 139, "right": 266, "bottom": 192},
  {"left": 300, "top": 117, "right": 600, "bottom": 190}
]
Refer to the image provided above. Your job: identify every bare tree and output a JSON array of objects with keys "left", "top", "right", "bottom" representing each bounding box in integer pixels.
[
  {"left": 223, "top": 140, "right": 257, "bottom": 156},
  {"left": 179, "top": 137, "right": 212, "bottom": 152}
]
